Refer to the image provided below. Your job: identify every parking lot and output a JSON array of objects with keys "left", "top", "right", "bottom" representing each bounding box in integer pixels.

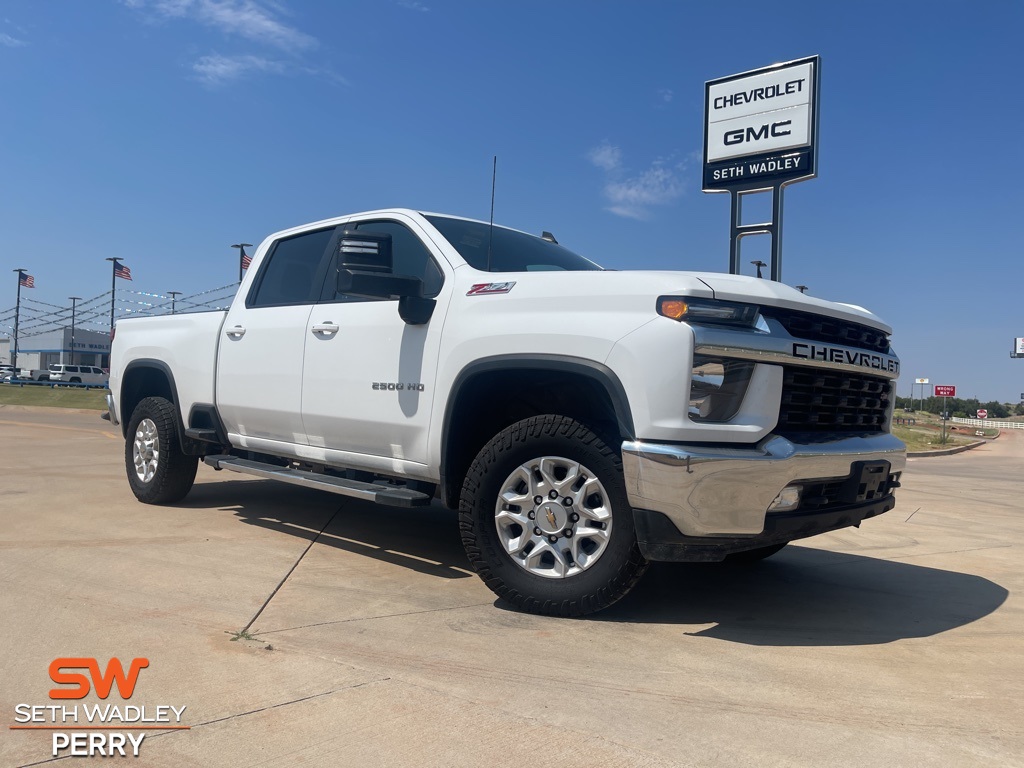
[{"left": 1, "top": 405, "right": 1021, "bottom": 767}]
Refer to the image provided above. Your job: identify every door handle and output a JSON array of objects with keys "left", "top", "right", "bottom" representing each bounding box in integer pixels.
[
  {"left": 225, "top": 325, "right": 246, "bottom": 338},
  {"left": 311, "top": 322, "right": 340, "bottom": 335}
]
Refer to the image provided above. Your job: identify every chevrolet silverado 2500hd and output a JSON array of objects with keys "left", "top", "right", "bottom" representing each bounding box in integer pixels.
[{"left": 108, "top": 209, "right": 906, "bottom": 616}]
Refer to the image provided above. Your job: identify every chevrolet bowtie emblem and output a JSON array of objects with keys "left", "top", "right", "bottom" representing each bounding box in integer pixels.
[{"left": 546, "top": 508, "right": 557, "bottom": 529}]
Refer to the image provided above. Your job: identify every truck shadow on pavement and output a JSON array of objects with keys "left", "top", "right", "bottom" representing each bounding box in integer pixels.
[
  {"left": 178, "top": 481, "right": 1008, "bottom": 645},
  {"left": 597, "top": 548, "right": 1009, "bottom": 646},
  {"left": 178, "top": 479, "right": 475, "bottom": 580}
]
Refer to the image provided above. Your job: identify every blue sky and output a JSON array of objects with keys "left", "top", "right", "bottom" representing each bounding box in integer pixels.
[{"left": 1, "top": 1, "right": 1022, "bottom": 401}]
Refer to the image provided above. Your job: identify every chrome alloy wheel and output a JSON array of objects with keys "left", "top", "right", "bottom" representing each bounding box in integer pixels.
[
  {"left": 494, "top": 456, "right": 613, "bottom": 579},
  {"left": 132, "top": 418, "right": 160, "bottom": 483}
]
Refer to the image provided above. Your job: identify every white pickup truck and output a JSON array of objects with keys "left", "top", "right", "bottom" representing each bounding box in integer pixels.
[{"left": 108, "top": 208, "right": 906, "bottom": 616}]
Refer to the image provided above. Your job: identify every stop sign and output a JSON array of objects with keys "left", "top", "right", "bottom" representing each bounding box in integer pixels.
[{"left": 977, "top": 409, "right": 988, "bottom": 419}]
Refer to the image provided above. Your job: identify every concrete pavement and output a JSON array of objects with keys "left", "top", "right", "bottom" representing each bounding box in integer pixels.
[{"left": 1, "top": 405, "right": 1020, "bottom": 766}]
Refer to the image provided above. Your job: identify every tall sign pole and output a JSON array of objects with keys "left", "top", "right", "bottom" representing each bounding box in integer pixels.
[
  {"left": 168, "top": 291, "right": 181, "bottom": 315},
  {"left": 69, "top": 296, "right": 81, "bottom": 365},
  {"left": 12, "top": 268, "right": 27, "bottom": 370},
  {"left": 703, "top": 56, "right": 820, "bottom": 282},
  {"left": 934, "top": 385, "right": 956, "bottom": 444},
  {"left": 105, "top": 258, "right": 123, "bottom": 331}
]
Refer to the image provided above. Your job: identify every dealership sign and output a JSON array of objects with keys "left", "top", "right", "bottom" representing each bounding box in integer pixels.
[
  {"left": 704, "top": 56, "right": 819, "bottom": 191},
  {"left": 1013, "top": 337, "right": 1024, "bottom": 358}
]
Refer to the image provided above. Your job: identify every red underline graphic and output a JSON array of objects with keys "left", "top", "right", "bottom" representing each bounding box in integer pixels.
[{"left": 8, "top": 729, "right": 190, "bottom": 733}]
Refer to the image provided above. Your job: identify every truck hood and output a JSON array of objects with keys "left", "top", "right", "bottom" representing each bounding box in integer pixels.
[
  {"left": 460, "top": 268, "right": 892, "bottom": 335},
  {"left": 691, "top": 272, "right": 892, "bottom": 334}
]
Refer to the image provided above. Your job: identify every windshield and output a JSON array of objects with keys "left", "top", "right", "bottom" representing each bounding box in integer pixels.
[{"left": 425, "top": 215, "right": 602, "bottom": 272}]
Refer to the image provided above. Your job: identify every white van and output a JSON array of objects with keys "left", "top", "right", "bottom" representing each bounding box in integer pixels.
[{"left": 48, "top": 364, "right": 108, "bottom": 386}]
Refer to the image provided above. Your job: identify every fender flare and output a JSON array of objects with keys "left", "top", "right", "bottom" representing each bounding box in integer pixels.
[{"left": 438, "top": 354, "right": 635, "bottom": 507}]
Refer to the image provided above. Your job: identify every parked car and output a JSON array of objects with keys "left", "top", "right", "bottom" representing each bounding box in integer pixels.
[
  {"left": 48, "top": 364, "right": 108, "bottom": 386},
  {"left": 0, "top": 364, "right": 15, "bottom": 383},
  {"left": 18, "top": 368, "right": 50, "bottom": 381}
]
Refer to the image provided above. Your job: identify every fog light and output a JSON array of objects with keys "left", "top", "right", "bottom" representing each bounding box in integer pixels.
[
  {"left": 768, "top": 485, "right": 802, "bottom": 512},
  {"left": 688, "top": 356, "right": 755, "bottom": 423}
]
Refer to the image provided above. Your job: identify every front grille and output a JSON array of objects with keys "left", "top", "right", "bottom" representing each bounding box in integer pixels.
[
  {"left": 779, "top": 367, "right": 892, "bottom": 434},
  {"left": 763, "top": 307, "right": 890, "bottom": 353}
]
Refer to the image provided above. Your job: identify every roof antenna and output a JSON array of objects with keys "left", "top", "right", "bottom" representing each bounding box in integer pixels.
[{"left": 487, "top": 155, "right": 496, "bottom": 273}]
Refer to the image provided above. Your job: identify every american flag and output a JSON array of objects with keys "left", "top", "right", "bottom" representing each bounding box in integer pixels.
[
  {"left": 18, "top": 273, "right": 34, "bottom": 288},
  {"left": 114, "top": 262, "right": 132, "bottom": 281},
  {"left": 241, "top": 249, "right": 252, "bottom": 270}
]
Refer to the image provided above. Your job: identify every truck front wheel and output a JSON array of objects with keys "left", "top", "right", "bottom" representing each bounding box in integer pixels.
[
  {"left": 459, "top": 415, "right": 648, "bottom": 617},
  {"left": 125, "top": 396, "right": 198, "bottom": 504}
]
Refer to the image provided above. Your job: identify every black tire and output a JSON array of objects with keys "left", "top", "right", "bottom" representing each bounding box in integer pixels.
[
  {"left": 124, "top": 396, "right": 198, "bottom": 504},
  {"left": 70, "top": 377, "right": 81, "bottom": 383},
  {"left": 723, "top": 542, "right": 788, "bottom": 565},
  {"left": 460, "top": 415, "right": 648, "bottom": 617}
]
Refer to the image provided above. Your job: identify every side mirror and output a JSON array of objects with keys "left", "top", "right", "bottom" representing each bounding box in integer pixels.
[
  {"left": 336, "top": 230, "right": 436, "bottom": 325},
  {"left": 337, "top": 231, "right": 421, "bottom": 299}
]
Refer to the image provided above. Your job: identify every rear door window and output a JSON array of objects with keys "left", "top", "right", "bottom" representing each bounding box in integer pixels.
[{"left": 249, "top": 228, "right": 336, "bottom": 308}]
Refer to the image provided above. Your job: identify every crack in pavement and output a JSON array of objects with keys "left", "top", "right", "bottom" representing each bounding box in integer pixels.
[
  {"left": 258, "top": 601, "right": 495, "bottom": 635},
  {"left": 237, "top": 508, "right": 340, "bottom": 636},
  {"left": 151, "top": 678, "right": 391, "bottom": 736}
]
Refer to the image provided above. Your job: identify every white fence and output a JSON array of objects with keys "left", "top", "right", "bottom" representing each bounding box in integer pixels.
[{"left": 951, "top": 417, "right": 1024, "bottom": 430}]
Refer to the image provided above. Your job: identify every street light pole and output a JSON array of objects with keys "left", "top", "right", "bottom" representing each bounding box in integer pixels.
[
  {"left": 68, "top": 297, "right": 81, "bottom": 365},
  {"left": 12, "top": 268, "right": 27, "bottom": 371},
  {"left": 795, "top": 285, "right": 809, "bottom": 294},
  {"left": 168, "top": 291, "right": 181, "bottom": 315},
  {"left": 105, "top": 258, "right": 123, "bottom": 331},
  {"left": 750, "top": 260, "right": 767, "bottom": 279}
]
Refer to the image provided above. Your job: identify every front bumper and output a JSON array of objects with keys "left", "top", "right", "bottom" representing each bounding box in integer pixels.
[{"left": 621, "top": 432, "right": 906, "bottom": 541}]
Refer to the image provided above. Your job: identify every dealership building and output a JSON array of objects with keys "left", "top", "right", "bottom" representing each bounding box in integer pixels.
[{"left": 0, "top": 327, "right": 111, "bottom": 371}]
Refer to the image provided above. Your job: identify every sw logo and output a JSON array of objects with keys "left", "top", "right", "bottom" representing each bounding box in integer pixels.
[
  {"left": 49, "top": 657, "right": 149, "bottom": 700},
  {"left": 9, "top": 657, "right": 187, "bottom": 758}
]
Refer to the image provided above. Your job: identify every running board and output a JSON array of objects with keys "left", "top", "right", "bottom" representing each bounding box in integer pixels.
[{"left": 203, "top": 455, "right": 433, "bottom": 507}]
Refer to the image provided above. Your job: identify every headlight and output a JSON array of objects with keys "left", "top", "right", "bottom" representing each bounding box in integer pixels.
[
  {"left": 657, "top": 296, "right": 759, "bottom": 327},
  {"left": 689, "top": 355, "right": 755, "bottom": 422}
]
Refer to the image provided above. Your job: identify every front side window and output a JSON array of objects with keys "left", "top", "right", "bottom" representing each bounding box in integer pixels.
[
  {"left": 425, "top": 215, "right": 603, "bottom": 272},
  {"left": 249, "top": 228, "right": 335, "bottom": 308}
]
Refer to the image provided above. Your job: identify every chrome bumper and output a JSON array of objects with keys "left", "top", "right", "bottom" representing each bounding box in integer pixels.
[{"left": 621, "top": 433, "right": 906, "bottom": 537}]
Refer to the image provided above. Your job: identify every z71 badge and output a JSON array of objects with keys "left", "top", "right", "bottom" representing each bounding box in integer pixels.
[{"left": 372, "top": 382, "right": 425, "bottom": 391}]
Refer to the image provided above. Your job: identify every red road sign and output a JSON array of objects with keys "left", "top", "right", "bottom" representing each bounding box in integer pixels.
[
  {"left": 934, "top": 385, "right": 956, "bottom": 397},
  {"left": 977, "top": 409, "right": 988, "bottom": 419}
]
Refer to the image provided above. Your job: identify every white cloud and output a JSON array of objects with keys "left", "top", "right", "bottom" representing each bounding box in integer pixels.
[
  {"left": 192, "top": 53, "right": 284, "bottom": 85},
  {"left": 604, "top": 163, "right": 683, "bottom": 220},
  {"left": 587, "top": 142, "right": 622, "bottom": 172},
  {"left": 0, "top": 32, "right": 27, "bottom": 47},
  {"left": 130, "top": 0, "right": 316, "bottom": 51},
  {"left": 589, "top": 144, "right": 687, "bottom": 220},
  {"left": 658, "top": 88, "right": 673, "bottom": 104},
  {"left": 398, "top": 0, "right": 429, "bottom": 10}
]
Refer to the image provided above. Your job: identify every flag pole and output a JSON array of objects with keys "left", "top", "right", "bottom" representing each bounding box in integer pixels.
[
  {"left": 69, "top": 297, "right": 81, "bottom": 365},
  {"left": 231, "top": 243, "right": 253, "bottom": 282},
  {"left": 105, "top": 258, "right": 123, "bottom": 332},
  {"left": 12, "top": 268, "right": 26, "bottom": 371}
]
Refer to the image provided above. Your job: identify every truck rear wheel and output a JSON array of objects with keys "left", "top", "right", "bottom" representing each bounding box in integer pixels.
[
  {"left": 125, "top": 396, "right": 198, "bottom": 504},
  {"left": 459, "top": 415, "right": 647, "bottom": 617}
]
